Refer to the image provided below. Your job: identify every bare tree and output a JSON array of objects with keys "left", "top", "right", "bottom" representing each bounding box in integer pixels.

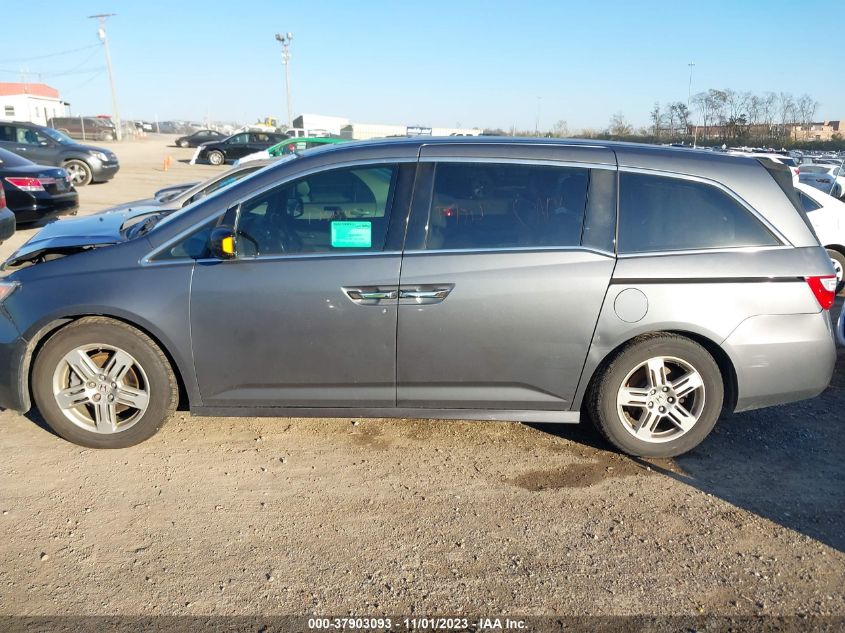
[
  {"left": 649, "top": 102, "right": 663, "bottom": 138},
  {"left": 796, "top": 94, "right": 820, "bottom": 141},
  {"left": 670, "top": 102, "right": 690, "bottom": 136},
  {"left": 550, "top": 120, "right": 569, "bottom": 138},
  {"left": 777, "top": 92, "right": 796, "bottom": 138},
  {"left": 608, "top": 112, "right": 633, "bottom": 137}
]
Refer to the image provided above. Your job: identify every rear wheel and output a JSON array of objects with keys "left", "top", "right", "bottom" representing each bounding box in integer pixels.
[
  {"left": 826, "top": 248, "right": 845, "bottom": 294},
  {"left": 207, "top": 150, "right": 225, "bottom": 165},
  {"left": 63, "top": 159, "right": 93, "bottom": 186},
  {"left": 588, "top": 334, "right": 723, "bottom": 457},
  {"left": 31, "top": 317, "right": 177, "bottom": 448}
]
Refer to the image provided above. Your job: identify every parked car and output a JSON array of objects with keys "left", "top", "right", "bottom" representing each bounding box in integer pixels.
[
  {"left": 0, "top": 147, "right": 77, "bottom": 223},
  {"left": 48, "top": 116, "right": 116, "bottom": 142},
  {"left": 153, "top": 182, "right": 200, "bottom": 201},
  {"left": 191, "top": 131, "right": 288, "bottom": 165},
  {"left": 0, "top": 187, "right": 14, "bottom": 244},
  {"left": 95, "top": 159, "right": 278, "bottom": 225},
  {"left": 0, "top": 121, "right": 119, "bottom": 186},
  {"left": 795, "top": 183, "right": 845, "bottom": 293},
  {"left": 0, "top": 139, "right": 836, "bottom": 456},
  {"left": 174, "top": 129, "right": 226, "bottom": 148},
  {"left": 234, "top": 136, "right": 349, "bottom": 166},
  {"left": 798, "top": 164, "right": 844, "bottom": 199}
]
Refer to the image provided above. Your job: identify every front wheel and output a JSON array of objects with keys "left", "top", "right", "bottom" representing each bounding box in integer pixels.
[
  {"left": 588, "top": 334, "right": 723, "bottom": 457},
  {"left": 207, "top": 150, "right": 225, "bottom": 165},
  {"left": 31, "top": 317, "right": 178, "bottom": 448},
  {"left": 178, "top": 139, "right": 189, "bottom": 148},
  {"left": 63, "top": 159, "right": 93, "bottom": 186}
]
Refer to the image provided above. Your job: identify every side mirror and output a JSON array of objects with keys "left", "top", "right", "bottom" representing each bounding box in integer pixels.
[{"left": 209, "top": 226, "right": 237, "bottom": 260}]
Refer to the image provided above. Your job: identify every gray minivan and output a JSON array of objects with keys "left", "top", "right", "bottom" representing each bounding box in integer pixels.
[{"left": 0, "top": 138, "right": 837, "bottom": 456}]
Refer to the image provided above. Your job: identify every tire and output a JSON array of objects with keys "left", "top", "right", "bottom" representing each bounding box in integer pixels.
[
  {"left": 827, "top": 248, "right": 845, "bottom": 294},
  {"left": 587, "top": 333, "right": 724, "bottom": 458},
  {"left": 100, "top": 132, "right": 114, "bottom": 142},
  {"left": 178, "top": 140, "right": 189, "bottom": 148},
  {"left": 31, "top": 317, "right": 178, "bottom": 448},
  {"left": 207, "top": 150, "right": 225, "bottom": 165},
  {"left": 62, "top": 159, "right": 93, "bottom": 186}
]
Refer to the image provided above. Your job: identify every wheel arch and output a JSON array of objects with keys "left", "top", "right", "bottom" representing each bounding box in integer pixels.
[
  {"left": 578, "top": 329, "right": 738, "bottom": 414},
  {"left": 24, "top": 313, "right": 192, "bottom": 413}
]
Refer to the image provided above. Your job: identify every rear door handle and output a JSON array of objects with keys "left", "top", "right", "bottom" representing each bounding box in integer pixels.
[{"left": 344, "top": 286, "right": 398, "bottom": 303}]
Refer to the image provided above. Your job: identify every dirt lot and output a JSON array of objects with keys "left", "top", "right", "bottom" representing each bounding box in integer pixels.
[{"left": 0, "top": 137, "right": 843, "bottom": 620}]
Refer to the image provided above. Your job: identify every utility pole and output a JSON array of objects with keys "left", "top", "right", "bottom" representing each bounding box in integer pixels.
[
  {"left": 535, "top": 96, "right": 542, "bottom": 136},
  {"left": 275, "top": 32, "right": 294, "bottom": 128},
  {"left": 687, "top": 62, "right": 695, "bottom": 142},
  {"left": 89, "top": 13, "right": 121, "bottom": 141}
]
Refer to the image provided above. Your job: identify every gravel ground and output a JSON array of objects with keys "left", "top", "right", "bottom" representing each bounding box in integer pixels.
[{"left": 0, "top": 137, "right": 842, "bottom": 620}]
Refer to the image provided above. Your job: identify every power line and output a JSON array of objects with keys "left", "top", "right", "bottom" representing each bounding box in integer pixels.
[{"left": 0, "top": 44, "right": 99, "bottom": 64}]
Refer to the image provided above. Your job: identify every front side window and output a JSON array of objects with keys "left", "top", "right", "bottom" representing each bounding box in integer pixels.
[
  {"left": 618, "top": 172, "right": 779, "bottom": 253},
  {"left": 228, "top": 133, "right": 249, "bottom": 144},
  {"left": 424, "top": 162, "right": 590, "bottom": 250},
  {"left": 235, "top": 164, "right": 397, "bottom": 257}
]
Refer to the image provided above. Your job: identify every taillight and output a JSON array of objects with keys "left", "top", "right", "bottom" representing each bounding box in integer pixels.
[
  {"left": 0, "top": 186, "right": 6, "bottom": 209},
  {"left": 806, "top": 275, "right": 837, "bottom": 310},
  {"left": 5, "top": 177, "right": 45, "bottom": 192}
]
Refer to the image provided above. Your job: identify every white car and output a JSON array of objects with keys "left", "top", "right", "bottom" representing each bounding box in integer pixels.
[
  {"left": 798, "top": 164, "right": 845, "bottom": 199},
  {"left": 796, "top": 182, "right": 845, "bottom": 293},
  {"left": 728, "top": 152, "right": 800, "bottom": 184}
]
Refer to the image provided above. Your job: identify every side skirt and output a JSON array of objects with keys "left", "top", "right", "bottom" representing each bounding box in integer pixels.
[{"left": 190, "top": 406, "right": 581, "bottom": 424}]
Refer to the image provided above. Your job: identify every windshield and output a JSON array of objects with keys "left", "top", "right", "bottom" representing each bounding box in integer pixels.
[
  {"left": 150, "top": 154, "right": 298, "bottom": 232},
  {"left": 41, "top": 127, "right": 75, "bottom": 144}
]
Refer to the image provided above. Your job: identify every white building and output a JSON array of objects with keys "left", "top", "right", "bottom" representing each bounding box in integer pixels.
[
  {"left": 340, "top": 121, "right": 482, "bottom": 140},
  {"left": 292, "top": 113, "right": 350, "bottom": 136},
  {"left": 0, "top": 83, "right": 70, "bottom": 126}
]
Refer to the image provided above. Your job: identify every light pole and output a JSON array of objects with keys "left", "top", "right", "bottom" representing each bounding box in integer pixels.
[
  {"left": 275, "top": 32, "right": 294, "bottom": 128},
  {"left": 687, "top": 62, "right": 695, "bottom": 109},
  {"left": 535, "top": 96, "right": 542, "bottom": 136},
  {"left": 89, "top": 13, "right": 121, "bottom": 141}
]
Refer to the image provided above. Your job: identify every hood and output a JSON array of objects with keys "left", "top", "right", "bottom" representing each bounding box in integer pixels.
[
  {"left": 61, "top": 142, "right": 118, "bottom": 160},
  {"left": 3, "top": 211, "right": 128, "bottom": 268},
  {"left": 97, "top": 199, "right": 162, "bottom": 215}
]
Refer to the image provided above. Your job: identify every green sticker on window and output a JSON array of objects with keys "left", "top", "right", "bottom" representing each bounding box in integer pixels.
[{"left": 331, "top": 221, "right": 372, "bottom": 248}]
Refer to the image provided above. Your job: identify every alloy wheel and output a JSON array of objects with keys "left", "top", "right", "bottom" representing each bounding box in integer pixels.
[
  {"left": 51, "top": 344, "right": 150, "bottom": 434},
  {"left": 616, "top": 356, "right": 705, "bottom": 443}
]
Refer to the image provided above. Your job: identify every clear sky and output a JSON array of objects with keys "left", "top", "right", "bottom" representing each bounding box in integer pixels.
[{"left": 2, "top": 0, "right": 841, "bottom": 132}]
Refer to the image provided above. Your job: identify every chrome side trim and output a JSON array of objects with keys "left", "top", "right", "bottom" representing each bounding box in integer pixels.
[
  {"left": 617, "top": 166, "right": 790, "bottom": 246},
  {"left": 418, "top": 156, "right": 615, "bottom": 170},
  {"left": 402, "top": 245, "right": 616, "bottom": 258},
  {"left": 616, "top": 245, "right": 791, "bottom": 259}
]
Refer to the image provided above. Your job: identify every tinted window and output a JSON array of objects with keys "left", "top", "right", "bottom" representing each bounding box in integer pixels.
[
  {"left": 425, "top": 162, "right": 590, "bottom": 250},
  {"left": 228, "top": 133, "right": 249, "bottom": 144},
  {"left": 798, "top": 191, "right": 822, "bottom": 212},
  {"left": 236, "top": 165, "right": 397, "bottom": 257},
  {"left": 618, "top": 173, "right": 779, "bottom": 253}
]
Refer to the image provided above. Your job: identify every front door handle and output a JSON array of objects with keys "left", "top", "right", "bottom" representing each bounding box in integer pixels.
[
  {"left": 399, "top": 289, "right": 450, "bottom": 299},
  {"left": 398, "top": 284, "right": 454, "bottom": 304}
]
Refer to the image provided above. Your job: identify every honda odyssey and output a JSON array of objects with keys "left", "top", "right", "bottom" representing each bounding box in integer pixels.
[{"left": 0, "top": 138, "right": 837, "bottom": 457}]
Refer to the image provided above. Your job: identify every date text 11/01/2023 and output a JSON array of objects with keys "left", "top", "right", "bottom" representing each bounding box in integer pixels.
[{"left": 307, "top": 617, "right": 528, "bottom": 630}]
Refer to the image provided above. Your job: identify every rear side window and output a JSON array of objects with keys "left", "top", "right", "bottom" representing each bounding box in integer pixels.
[
  {"left": 424, "top": 162, "right": 590, "bottom": 250},
  {"left": 798, "top": 191, "right": 822, "bottom": 213},
  {"left": 618, "top": 173, "right": 779, "bottom": 253}
]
